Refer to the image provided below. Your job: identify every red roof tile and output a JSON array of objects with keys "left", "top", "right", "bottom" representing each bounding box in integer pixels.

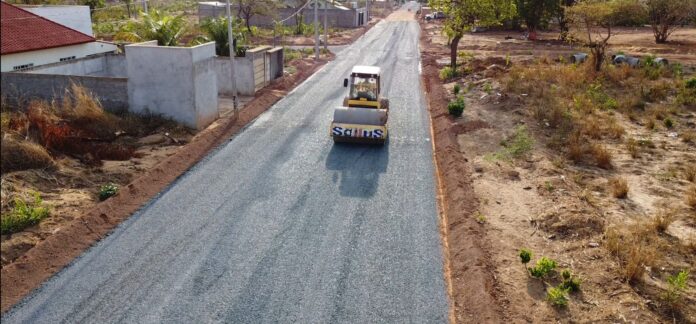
[{"left": 1, "top": 2, "right": 95, "bottom": 55}]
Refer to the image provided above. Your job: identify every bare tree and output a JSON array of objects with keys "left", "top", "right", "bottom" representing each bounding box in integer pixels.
[
  {"left": 645, "top": 0, "right": 696, "bottom": 44},
  {"left": 568, "top": 0, "right": 643, "bottom": 71},
  {"left": 236, "top": 0, "right": 277, "bottom": 34}
]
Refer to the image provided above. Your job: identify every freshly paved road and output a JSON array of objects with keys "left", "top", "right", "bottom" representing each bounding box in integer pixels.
[{"left": 3, "top": 3, "right": 449, "bottom": 323}]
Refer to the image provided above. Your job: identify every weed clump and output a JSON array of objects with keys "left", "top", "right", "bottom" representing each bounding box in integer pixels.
[
  {"left": 529, "top": 256, "right": 557, "bottom": 278},
  {"left": 439, "top": 66, "right": 459, "bottom": 81},
  {"left": 98, "top": 183, "right": 119, "bottom": 201},
  {"left": 605, "top": 225, "right": 660, "bottom": 283},
  {"left": 609, "top": 177, "right": 629, "bottom": 199},
  {"left": 453, "top": 83, "right": 461, "bottom": 95},
  {"left": 546, "top": 286, "right": 569, "bottom": 307},
  {"left": 1, "top": 192, "right": 50, "bottom": 234},
  {"left": 559, "top": 269, "right": 582, "bottom": 292},
  {"left": 662, "top": 270, "right": 689, "bottom": 310},
  {"left": 492, "top": 126, "right": 534, "bottom": 160}
]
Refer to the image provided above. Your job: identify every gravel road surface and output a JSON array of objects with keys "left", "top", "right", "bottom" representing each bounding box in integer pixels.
[{"left": 3, "top": 3, "right": 449, "bottom": 323}]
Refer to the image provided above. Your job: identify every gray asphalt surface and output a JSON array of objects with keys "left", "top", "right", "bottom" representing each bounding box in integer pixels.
[{"left": 3, "top": 3, "right": 449, "bottom": 323}]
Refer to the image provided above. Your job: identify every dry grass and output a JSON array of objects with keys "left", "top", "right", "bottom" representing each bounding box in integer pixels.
[
  {"left": 609, "top": 177, "right": 629, "bottom": 198},
  {"left": 592, "top": 144, "right": 613, "bottom": 169},
  {"left": 682, "top": 130, "right": 695, "bottom": 144},
  {"left": 684, "top": 164, "right": 696, "bottom": 183},
  {"left": 652, "top": 209, "right": 675, "bottom": 233},
  {"left": 0, "top": 137, "right": 54, "bottom": 174},
  {"left": 686, "top": 186, "right": 696, "bottom": 210},
  {"left": 605, "top": 224, "right": 661, "bottom": 283},
  {"left": 626, "top": 138, "right": 640, "bottom": 158}
]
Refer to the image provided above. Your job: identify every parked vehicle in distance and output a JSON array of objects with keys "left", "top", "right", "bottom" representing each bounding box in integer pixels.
[{"left": 424, "top": 11, "right": 445, "bottom": 21}]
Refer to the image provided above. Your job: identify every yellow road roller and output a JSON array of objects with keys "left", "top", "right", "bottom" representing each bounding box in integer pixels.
[{"left": 330, "top": 65, "right": 389, "bottom": 144}]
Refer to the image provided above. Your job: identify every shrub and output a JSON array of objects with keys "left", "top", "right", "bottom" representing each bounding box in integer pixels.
[
  {"left": 1, "top": 193, "right": 50, "bottom": 235},
  {"left": 662, "top": 270, "right": 689, "bottom": 310},
  {"left": 686, "top": 77, "right": 696, "bottom": 89},
  {"left": 592, "top": 144, "right": 613, "bottom": 169},
  {"left": 439, "top": 66, "right": 459, "bottom": 81},
  {"left": 609, "top": 177, "right": 629, "bottom": 199},
  {"left": 529, "top": 257, "right": 557, "bottom": 278},
  {"left": 447, "top": 96, "right": 465, "bottom": 117},
  {"left": 99, "top": 183, "right": 119, "bottom": 201},
  {"left": 663, "top": 117, "right": 674, "bottom": 129},
  {"left": 546, "top": 286, "right": 569, "bottom": 307},
  {"left": 0, "top": 137, "right": 54, "bottom": 174},
  {"left": 559, "top": 269, "right": 582, "bottom": 292},
  {"left": 519, "top": 248, "right": 532, "bottom": 265},
  {"left": 453, "top": 84, "right": 461, "bottom": 95}
]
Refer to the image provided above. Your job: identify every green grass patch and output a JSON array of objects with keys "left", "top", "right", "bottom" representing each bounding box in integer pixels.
[{"left": 1, "top": 193, "right": 50, "bottom": 235}]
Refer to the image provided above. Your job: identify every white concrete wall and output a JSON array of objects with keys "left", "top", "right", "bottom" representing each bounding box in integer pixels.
[
  {"left": 126, "top": 42, "right": 218, "bottom": 129},
  {"left": 22, "top": 5, "right": 93, "bottom": 36},
  {"left": 1, "top": 42, "right": 118, "bottom": 72},
  {"left": 215, "top": 57, "right": 254, "bottom": 96},
  {"left": 27, "top": 54, "right": 126, "bottom": 77}
]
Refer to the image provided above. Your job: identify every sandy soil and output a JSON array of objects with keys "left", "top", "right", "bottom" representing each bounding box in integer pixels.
[
  {"left": 421, "top": 18, "right": 696, "bottom": 323},
  {"left": 0, "top": 56, "right": 333, "bottom": 313}
]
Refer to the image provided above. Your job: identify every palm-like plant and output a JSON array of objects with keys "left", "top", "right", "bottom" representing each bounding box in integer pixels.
[
  {"left": 199, "top": 17, "right": 246, "bottom": 57},
  {"left": 116, "top": 10, "right": 187, "bottom": 46}
]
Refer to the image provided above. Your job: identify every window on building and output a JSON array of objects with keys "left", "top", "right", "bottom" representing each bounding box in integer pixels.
[
  {"left": 59, "top": 56, "right": 76, "bottom": 62},
  {"left": 12, "top": 63, "right": 34, "bottom": 71}
]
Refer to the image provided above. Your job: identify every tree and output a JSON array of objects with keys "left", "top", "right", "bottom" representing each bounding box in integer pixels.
[
  {"left": 434, "top": 0, "right": 504, "bottom": 69},
  {"left": 122, "top": 0, "right": 133, "bottom": 18},
  {"left": 567, "top": 0, "right": 642, "bottom": 71},
  {"left": 116, "top": 10, "right": 187, "bottom": 46},
  {"left": 82, "top": 0, "right": 104, "bottom": 11},
  {"left": 236, "top": 0, "right": 277, "bottom": 34},
  {"left": 199, "top": 17, "right": 246, "bottom": 56},
  {"left": 515, "top": 0, "right": 556, "bottom": 39},
  {"left": 287, "top": 0, "right": 310, "bottom": 35},
  {"left": 644, "top": 0, "right": 696, "bottom": 44},
  {"left": 553, "top": 0, "right": 576, "bottom": 40}
]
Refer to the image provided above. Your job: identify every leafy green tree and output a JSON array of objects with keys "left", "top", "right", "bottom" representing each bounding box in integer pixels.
[
  {"left": 644, "top": 0, "right": 696, "bottom": 43},
  {"left": 515, "top": 0, "right": 556, "bottom": 39},
  {"left": 116, "top": 10, "right": 187, "bottom": 46},
  {"left": 554, "top": 0, "right": 576, "bottom": 40},
  {"left": 432, "top": 0, "right": 504, "bottom": 69}
]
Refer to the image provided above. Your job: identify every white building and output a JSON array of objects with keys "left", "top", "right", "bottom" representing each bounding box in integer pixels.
[
  {"left": 20, "top": 4, "right": 94, "bottom": 36},
  {"left": 0, "top": 2, "right": 117, "bottom": 72}
]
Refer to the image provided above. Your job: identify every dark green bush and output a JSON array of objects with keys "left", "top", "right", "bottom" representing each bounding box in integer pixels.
[{"left": 447, "top": 96, "right": 465, "bottom": 117}]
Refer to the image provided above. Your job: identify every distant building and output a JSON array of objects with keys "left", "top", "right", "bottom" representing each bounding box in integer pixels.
[
  {"left": 0, "top": 2, "right": 117, "bottom": 72},
  {"left": 20, "top": 4, "right": 94, "bottom": 36}
]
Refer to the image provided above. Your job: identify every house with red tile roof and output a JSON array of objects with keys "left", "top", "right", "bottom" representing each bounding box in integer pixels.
[{"left": 1, "top": 1, "right": 117, "bottom": 72}]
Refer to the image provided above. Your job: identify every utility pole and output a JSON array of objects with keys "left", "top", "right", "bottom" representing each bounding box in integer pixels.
[
  {"left": 323, "top": 0, "right": 328, "bottom": 51},
  {"left": 365, "top": 0, "right": 369, "bottom": 24},
  {"left": 225, "top": 0, "right": 238, "bottom": 112},
  {"left": 314, "top": 0, "right": 319, "bottom": 60}
]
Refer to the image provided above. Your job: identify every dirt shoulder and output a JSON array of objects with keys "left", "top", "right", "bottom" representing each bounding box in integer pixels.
[
  {"left": 0, "top": 56, "right": 332, "bottom": 313},
  {"left": 420, "top": 25, "right": 507, "bottom": 324}
]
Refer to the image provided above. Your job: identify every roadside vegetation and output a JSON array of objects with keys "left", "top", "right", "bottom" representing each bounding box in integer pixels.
[
  {"left": 424, "top": 0, "right": 696, "bottom": 321},
  {"left": 1, "top": 85, "right": 191, "bottom": 265}
]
